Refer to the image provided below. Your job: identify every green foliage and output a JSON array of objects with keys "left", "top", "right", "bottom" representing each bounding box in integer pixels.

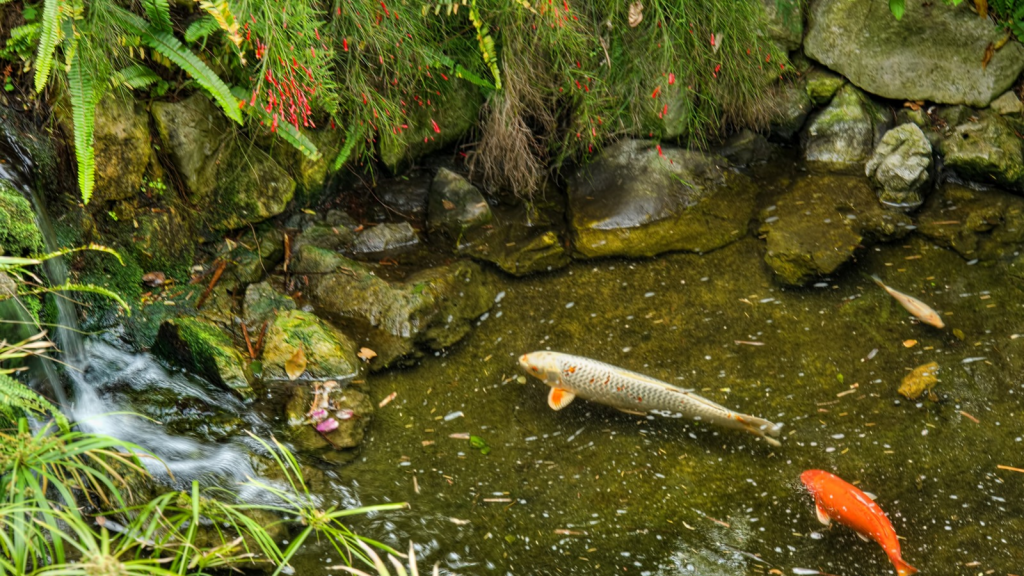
[
  {"left": 890, "top": 0, "right": 905, "bottom": 20},
  {"left": 0, "top": 25, "right": 41, "bottom": 61},
  {"left": 990, "top": 0, "right": 1024, "bottom": 42},
  {"left": 141, "top": 0, "right": 172, "bottom": 34},
  {"left": 0, "top": 336, "right": 65, "bottom": 430},
  {"left": 184, "top": 15, "right": 220, "bottom": 44},
  {"left": 110, "top": 64, "right": 162, "bottom": 90},
  {"left": 68, "top": 50, "right": 97, "bottom": 204},
  {"left": 32, "top": 0, "right": 61, "bottom": 93}
]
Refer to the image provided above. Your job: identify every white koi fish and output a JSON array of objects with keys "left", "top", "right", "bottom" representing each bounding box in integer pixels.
[
  {"left": 519, "top": 351, "right": 782, "bottom": 447},
  {"left": 870, "top": 275, "right": 944, "bottom": 328}
]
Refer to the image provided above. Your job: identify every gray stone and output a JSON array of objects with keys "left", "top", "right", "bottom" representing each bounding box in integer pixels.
[
  {"left": 151, "top": 94, "right": 296, "bottom": 231},
  {"left": 427, "top": 168, "right": 493, "bottom": 241},
  {"left": 865, "top": 123, "right": 933, "bottom": 210},
  {"left": 351, "top": 222, "right": 420, "bottom": 255},
  {"left": 804, "top": 0, "right": 1024, "bottom": 107},
  {"left": 802, "top": 85, "right": 890, "bottom": 172},
  {"left": 567, "top": 140, "right": 757, "bottom": 259},
  {"left": 243, "top": 281, "right": 295, "bottom": 327},
  {"left": 771, "top": 81, "right": 814, "bottom": 141},
  {"left": 293, "top": 224, "right": 354, "bottom": 253},
  {"left": 990, "top": 91, "right": 1024, "bottom": 115},
  {"left": 764, "top": 0, "right": 804, "bottom": 52},
  {"left": 939, "top": 110, "right": 1024, "bottom": 191},
  {"left": 364, "top": 171, "right": 432, "bottom": 223}
]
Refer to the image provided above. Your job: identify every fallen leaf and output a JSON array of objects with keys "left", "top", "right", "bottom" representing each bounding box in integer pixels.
[
  {"left": 379, "top": 391, "right": 398, "bottom": 408},
  {"left": 285, "top": 347, "right": 307, "bottom": 380},
  {"left": 995, "top": 30, "right": 1012, "bottom": 50},
  {"left": 142, "top": 271, "right": 166, "bottom": 287},
  {"left": 301, "top": 208, "right": 317, "bottom": 215},
  {"left": 903, "top": 339, "right": 918, "bottom": 348},
  {"left": 628, "top": 1, "right": 643, "bottom": 27},
  {"left": 357, "top": 347, "right": 377, "bottom": 361},
  {"left": 711, "top": 31, "right": 724, "bottom": 54},
  {"left": 975, "top": 0, "right": 987, "bottom": 19},
  {"left": 442, "top": 199, "right": 456, "bottom": 210},
  {"left": 903, "top": 101, "right": 923, "bottom": 111},
  {"left": 983, "top": 42, "right": 995, "bottom": 69}
]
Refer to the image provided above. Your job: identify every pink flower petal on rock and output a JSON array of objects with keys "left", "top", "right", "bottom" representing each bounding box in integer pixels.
[{"left": 316, "top": 418, "right": 339, "bottom": 433}]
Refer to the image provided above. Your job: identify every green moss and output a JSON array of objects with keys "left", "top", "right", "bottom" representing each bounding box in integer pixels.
[
  {"left": 153, "top": 318, "right": 252, "bottom": 398},
  {"left": 261, "top": 310, "right": 359, "bottom": 380},
  {"left": 0, "top": 181, "right": 43, "bottom": 257}
]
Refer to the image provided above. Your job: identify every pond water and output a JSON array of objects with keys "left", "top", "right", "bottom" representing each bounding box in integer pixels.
[{"left": 284, "top": 234, "right": 1024, "bottom": 575}]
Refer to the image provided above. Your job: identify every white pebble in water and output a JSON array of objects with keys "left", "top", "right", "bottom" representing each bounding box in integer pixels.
[
  {"left": 565, "top": 302, "right": 575, "bottom": 308},
  {"left": 494, "top": 291, "right": 506, "bottom": 303},
  {"left": 444, "top": 411, "right": 464, "bottom": 421},
  {"left": 644, "top": 292, "right": 655, "bottom": 297},
  {"left": 921, "top": 429, "right": 929, "bottom": 436}
]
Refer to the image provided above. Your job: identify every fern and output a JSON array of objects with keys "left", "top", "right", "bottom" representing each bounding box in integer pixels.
[
  {"left": 275, "top": 121, "right": 321, "bottom": 160},
  {"left": 110, "top": 64, "right": 161, "bottom": 90},
  {"left": 333, "top": 125, "right": 361, "bottom": 171},
  {"left": 421, "top": 49, "right": 495, "bottom": 90},
  {"left": 199, "top": 0, "right": 244, "bottom": 50},
  {"left": 21, "top": 283, "right": 131, "bottom": 316},
  {"left": 68, "top": 50, "right": 96, "bottom": 205},
  {"left": 468, "top": 0, "right": 501, "bottom": 90},
  {"left": 0, "top": 373, "right": 68, "bottom": 431},
  {"left": 142, "top": 0, "right": 173, "bottom": 34},
  {"left": 33, "top": 0, "right": 62, "bottom": 93},
  {"left": 185, "top": 16, "right": 221, "bottom": 43}
]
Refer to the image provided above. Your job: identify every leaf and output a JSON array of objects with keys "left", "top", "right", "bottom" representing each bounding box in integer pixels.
[
  {"left": 142, "top": 0, "right": 173, "bottom": 33},
  {"left": 185, "top": 15, "right": 221, "bottom": 43},
  {"left": 983, "top": 41, "right": 995, "bottom": 69},
  {"left": 68, "top": 49, "right": 96, "bottom": 204},
  {"left": 358, "top": 347, "right": 377, "bottom": 361},
  {"left": 274, "top": 120, "right": 321, "bottom": 160},
  {"left": 442, "top": 199, "right": 455, "bottom": 210},
  {"left": 628, "top": 1, "right": 644, "bottom": 27},
  {"left": 111, "top": 64, "right": 161, "bottom": 90},
  {"left": 889, "top": 0, "right": 905, "bottom": 20},
  {"left": 33, "top": 0, "right": 61, "bottom": 93},
  {"left": 285, "top": 347, "right": 306, "bottom": 380},
  {"left": 975, "top": 0, "right": 987, "bottom": 19},
  {"left": 333, "top": 124, "right": 362, "bottom": 171}
]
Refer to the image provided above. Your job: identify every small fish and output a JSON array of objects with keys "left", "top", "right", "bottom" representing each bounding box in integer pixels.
[
  {"left": 871, "top": 275, "right": 944, "bottom": 328},
  {"left": 519, "top": 351, "right": 782, "bottom": 446},
  {"left": 800, "top": 470, "right": 918, "bottom": 576}
]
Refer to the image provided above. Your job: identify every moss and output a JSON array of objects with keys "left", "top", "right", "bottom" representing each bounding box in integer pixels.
[
  {"left": 261, "top": 310, "right": 359, "bottom": 381},
  {"left": 153, "top": 318, "right": 252, "bottom": 398},
  {"left": 0, "top": 180, "right": 43, "bottom": 257}
]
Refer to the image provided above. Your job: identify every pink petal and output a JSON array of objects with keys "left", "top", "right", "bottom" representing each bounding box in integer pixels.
[{"left": 316, "top": 418, "right": 339, "bottom": 433}]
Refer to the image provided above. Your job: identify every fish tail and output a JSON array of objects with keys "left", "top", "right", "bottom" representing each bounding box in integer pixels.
[
  {"left": 892, "top": 556, "right": 918, "bottom": 576},
  {"left": 869, "top": 274, "right": 886, "bottom": 289},
  {"left": 739, "top": 415, "right": 783, "bottom": 447}
]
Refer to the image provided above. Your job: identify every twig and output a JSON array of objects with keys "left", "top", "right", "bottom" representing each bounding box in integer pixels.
[
  {"left": 254, "top": 320, "right": 268, "bottom": 358},
  {"left": 997, "top": 465, "right": 1024, "bottom": 474},
  {"left": 195, "top": 260, "right": 226, "bottom": 309},
  {"left": 241, "top": 322, "right": 255, "bottom": 359},
  {"left": 282, "top": 232, "right": 291, "bottom": 273}
]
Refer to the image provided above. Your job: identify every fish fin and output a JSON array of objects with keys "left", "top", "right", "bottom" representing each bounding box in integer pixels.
[
  {"left": 892, "top": 557, "right": 918, "bottom": 576},
  {"left": 863, "top": 492, "right": 877, "bottom": 500},
  {"left": 856, "top": 532, "right": 870, "bottom": 542},
  {"left": 814, "top": 502, "right": 831, "bottom": 526},
  {"left": 617, "top": 408, "right": 647, "bottom": 416},
  {"left": 547, "top": 387, "right": 576, "bottom": 411},
  {"left": 869, "top": 274, "right": 886, "bottom": 289}
]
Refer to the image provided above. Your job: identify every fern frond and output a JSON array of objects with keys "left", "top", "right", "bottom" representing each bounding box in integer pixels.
[
  {"left": 142, "top": 0, "right": 173, "bottom": 33},
  {"left": 68, "top": 50, "right": 96, "bottom": 205},
  {"left": 0, "top": 372, "right": 68, "bottom": 431},
  {"left": 185, "top": 16, "right": 221, "bottom": 43},
  {"left": 21, "top": 283, "right": 131, "bottom": 316},
  {"left": 468, "top": 0, "right": 501, "bottom": 90},
  {"left": 274, "top": 121, "right": 321, "bottom": 160},
  {"left": 110, "top": 64, "right": 161, "bottom": 90},
  {"left": 333, "top": 125, "right": 361, "bottom": 171},
  {"left": 421, "top": 48, "right": 495, "bottom": 90},
  {"left": 142, "top": 29, "right": 242, "bottom": 124},
  {"left": 198, "top": 0, "right": 244, "bottom": 51},
  {"left": 33, "top": 0, "right": 63, "bottom": 93}
]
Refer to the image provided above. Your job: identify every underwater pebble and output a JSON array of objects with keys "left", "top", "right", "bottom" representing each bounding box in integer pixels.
[
  {"left": 764, "top": 216, "right": 779, "bottom": 223},
  {"left": 565, "top": 302, "right": 575, "bottom": 308},
  {"left": 444, "top": 411, "right": 464, "bottom": 421},
  {"left": 494, "top": 291, "right": 506, "bottom": 303}
]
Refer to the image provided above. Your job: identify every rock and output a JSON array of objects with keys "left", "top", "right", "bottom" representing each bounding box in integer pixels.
[
  {"left": 152, "top": 318, "right": 252, "bottom": 397},
  {"left": 804, "top": 0, "right": 1024, "bottom": 107},
  {"left": 380, "top": 82, "right": 482, "bottom": 172},
  {"left": 456, "top": 198, "right": 570, "bottom": 276},
  {"left": 222, "top": 228, "right": 285, "bottom": 285},
  {"left": 865, "top": 123, "right": 933, "bottom": 210},
  {"left": 804, "top": 68, "right": 845, "bottom": 105},
  {"left": 267, "top": 128, "right": 344, "bottom": 204},
  {"left": 916, "top": 183, "right": 1024, "bottom": 262},
  {"left": 364, "top": 171, "right": 432, "bottom": 223},
  {"left": 771, "top": 81, "right": 814, "bottom": 141},
  {"left": 91, "top": 95, "right": 154, "bottom": 203},
  {"left": 0, "top": 180, "right": 42, "bottom": 256},
  {"left": 285, "top": 383, "right": 373, "bottom": 451},
  {"left": 567, "top": 140, "right": 757, "bottom": 259},
  {"left": 293, "top": 223, "right": 354, "bottom": 253},
  {"left": 715, "top": 130, "right": 773, "bottom": 167},
  {"left": 151, "top": 94, "right": 296, "bottom": 231},
  {"left": 131, "top": 208, "right": 196, "bottom": 279},
  {"left": 260, "top": 310, "right": 360, "bottom": 381},
  {"left": 292, "top": 246, "right": 497, "bottom": 368},
  {"left": 939, "top": 110, "right": 1024, "bottom": 191},
  {"left": 242, "top": 281, "right": 295, "bottom": 327},
  {"left": 764, "top": 0, "right": 804, "bottom": 52},
  {"left": 428, "top": 168, "right": 493, "bottom": 240},
  {"left": 759, "top": 174, "right": 913, "bottom": 285},
  {"left": 990, "top": 90, "right": 1024, "bottom": 115},
  {"left": 351, "top": 222, "right": 420, "bottom": 256},
  {"left": 802, "top": 85, "right": 889, "bottom": 172},
  {"left": 661, "top": 84, "right": 697, "bottom": 139}
]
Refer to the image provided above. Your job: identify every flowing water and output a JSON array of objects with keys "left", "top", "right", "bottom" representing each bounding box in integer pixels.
[{"left": 5, "top": 131, "right": 1024, "bottom": 573}]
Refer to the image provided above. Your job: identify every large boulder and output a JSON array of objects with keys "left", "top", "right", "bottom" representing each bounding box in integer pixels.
[
  {"left": 152, "top": 317, "right": 252, "bottom": 397},
  {"left": 759, "top": 174, "right": 913, "bottom": 285},
  {"left": 292, "top": 246, "right": 498, "bottom": 368},
  {"left": 939, "top": 110, "right": 1024, "bottom": 191},
  {"left": 0, "top": 180, "right": 42, "bottom": 256},
  {"left": 802, "top": 85, "right": 890, "bottom": 172},
  {"left": 92, "top": 95, "right": 154, "bottom": 203},
  {"left": 865, "top": 123, "right": 933, "bottom": 209},
  {"left": 427, "top": 168, "right": 493, "bottom": 241},
  {"left": 260, "top": 310, "right": 360, "bottom": 381},
  {"left": 804, "top": 0, "right": 1024, "bottom": 107},
  {"left": 567, "top": 140, "right": 757, "bottom": 259},
  {"left": 152, "top": 94, "right": 296, "bottom": 231},
  {"left": 764, "top": 0, "right": 804, "bottom": 52},
  {"left": 916, "top": 183, "right": 1024, "bottom": 263}
]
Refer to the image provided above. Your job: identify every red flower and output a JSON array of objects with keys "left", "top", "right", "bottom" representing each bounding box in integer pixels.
[
  {"left": 431, "top": 118, "right": 441, "bottom": 133},
  {"left": 657, "top": 144, "right": 663, "bottom": 157},
  {"left": 651, "top": 86, "right": 661, "bottom": 99},
  {"left": 668, "top": 73, "right": 675, "bottom": 85}
]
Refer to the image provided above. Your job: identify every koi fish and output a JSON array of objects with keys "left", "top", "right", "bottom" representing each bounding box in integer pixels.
[
  {"left": 800, "top": 470, "right": 918, "bottom": 576},
  {"left": 518, "top": 351, "right": 782, "bottom": 446},
  {"left": 871, "top": 275, "right": 944, "bottom": 328}
]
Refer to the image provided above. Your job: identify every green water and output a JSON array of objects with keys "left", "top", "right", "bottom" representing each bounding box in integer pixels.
[{"left": 289, "top": 234, "right": 1024, "bottom": 575}]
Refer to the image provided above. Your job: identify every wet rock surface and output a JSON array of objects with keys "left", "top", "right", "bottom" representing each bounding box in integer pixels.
[
  {"left": 427, "top": 168, "right": 493, "bottom": 241},
  {"left": 939, "top": 110, "right": 1024, "bottom": 191},
  {"left": 567, "top": 140, "right": 757, "bottom": 259},
  {"left": 715, "top": 129, "right": 773, "bottom": 167},
  {"left": 759, "top": 174, "right": 913, "bottom": 285},
  {"left": 285, "top": 382, "right": 373, "bottom": 453},
  {"left": 865, "top": 123, "right": 933, "bottom": 210},
  {"left": 152, "top": 317, "right": 252, "bottom": 397},
  {"left": 916, "top": 183, "right": 1024, "bottom": 263},
  {"left": 260, "top": 309, "right": 360, "bottom": 381},
  {"left": 802, "top": 85, "right": 889, "bottom": 172},
  {"left": 351, "top": 222, "right": 421, "bottom": 257},
  {"left": 804, "top": 0, "right": 1024, "bottom": 107}
]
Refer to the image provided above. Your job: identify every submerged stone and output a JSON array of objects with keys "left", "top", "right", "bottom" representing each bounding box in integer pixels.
[
  {"left": 153, "top": 317, "right": 252, "bottom": 397},
  {"left": 351, "top": 222, "right": 420, "bottom": 256},
  {"left": 865, "top": 123, "right": 933, "bottom": 210},
  {"left": 939, "top": 111, "right": 1024, "bottom": 191},
  {"left": 261, "top": 310, "right": 360, "bottom": 381},
  {"left": 899, "top": 361, "right": 940, "bottom": 401},
  {"left": 285, "top": 383, "right": 373, "bottom": 452},
  {"left": 567, "top": 140, "right": 756, "bottom": 259},
  {"left": 916, "top": 183, "right": 1024, "bottom": 262},
  {"left": 804, "top": 0, "right": 1024, "bottom": 107},
  {"left": 802, "top": 85, "right": 889, "bottom": 172},
  {"left": 759, "top": 174, "right": 912, "bottom": 285},
  {"left": 292, "top": 246, "right": 497, "bottom": 368},
  {"left": 427, "top": 168, "right": 493, "bottom": 240}
]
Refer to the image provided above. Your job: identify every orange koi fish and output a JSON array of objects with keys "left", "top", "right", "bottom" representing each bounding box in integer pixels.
[
  {"left": 871, "top": 275, "right": 944, "bottom": 329},
  {"left": 801, "top": 469, "right": 918, "bottom": 576}
]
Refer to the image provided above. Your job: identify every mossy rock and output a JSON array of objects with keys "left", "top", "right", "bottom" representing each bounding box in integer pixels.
[
  {"left": 802, "top": 85, "right": 890, "bottom": 172},
  {"left": 938, "top": 110, "right": 1024, "bottom": 191},
  {"left": 455, "top": 198, "right": 570, "bottom": 276},
  {"left": 379, "top": 81, "right": 482, "bottom": 172},
  {"left": 427, "top": 168, "right": 493, "bottom": 241},
  {"left": 293, "top": 223, "right": 354, "bottom": 253},
  {"left": 153, "top": 317, "right": 252, "bottom": 397},
  {"left": 243, "top": 281, "right": 295, "bottom": 327},
  {"left": 770, "top": 80, "right": 814, "bottom": 141},
  {"left": 261, "top": 310, "right": 360, "bottom": 381},
  {"left": 567, "top": 140, "right": 756, "bottom": 259},
  {"left": 804, "top": 68, "right": 846, "bottom": 106},
  {"left": 284, "top": 384, "right": 373, "bottom": 451},
  {"left": 916, "top": 183, "right": 1024, "bottom": 263},
  {"left": 132, "top": 207, "right": 196, "bottom": 280},
  {"left": 222, "top": 227, "right": 285, "bottom": 286},
  {"left": 0, "top": 180, "right": 42, "bottom": 257}
]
